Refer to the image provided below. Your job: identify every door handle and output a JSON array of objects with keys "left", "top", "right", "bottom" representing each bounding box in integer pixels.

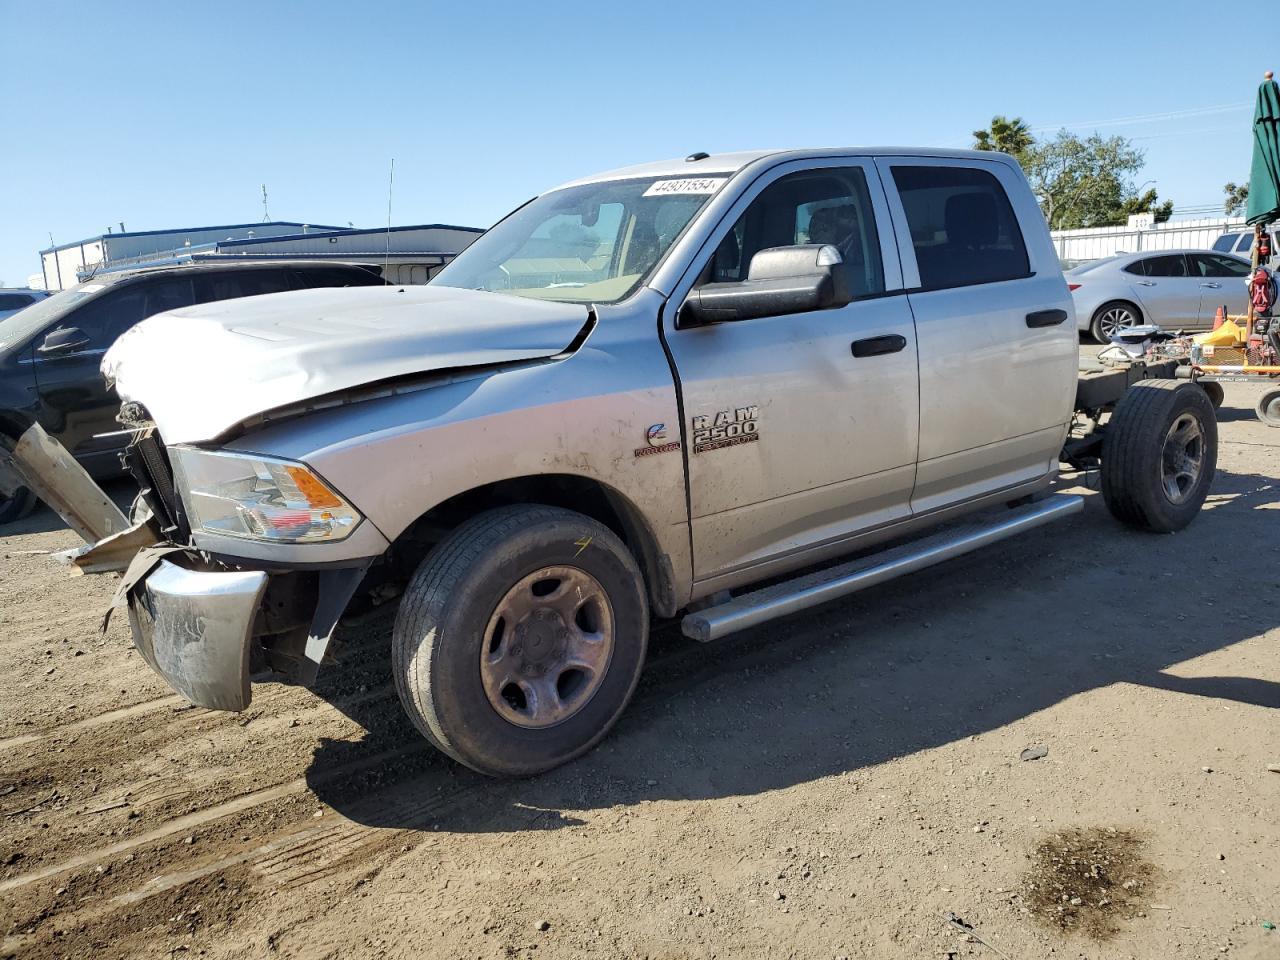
[
  {"left": 851, "top": 334, "right": 907, "bottom": 358},
  {"left": 1136, "top": 280, "right": 1157, "bottom": 286},
  {"left": 1025, "top": 309, "right": 1068, "bottom": 328},
  {"left": 1200, "top": 282, "right": 1221, "bottom": 288}
]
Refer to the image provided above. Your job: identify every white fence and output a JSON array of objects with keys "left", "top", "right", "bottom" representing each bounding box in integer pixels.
[{"left": 1050, "top": 216, "right": 1245, "bottom": 263}]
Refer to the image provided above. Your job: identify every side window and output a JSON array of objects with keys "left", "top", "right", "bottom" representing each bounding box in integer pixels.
[
  {"left": 1192, "top": 253, "right": 1250, "bottom": 278},
  {"left": 703, "top": 167, "right": 885, "bottom": 297},
  {"left": 61, "top": 288, "right": 147, "bottom": 349},
  {"left": 890, "top": 165, "right": 1030, "bottom": 290},
  {"left": 1237, "top": 235, "right": 1254, "bottom": 254},
  {"left": 141, "top": 278, "right": 195, "bottom": 319},
  {"left": 1139, "top": 254, "right": 1188, "bottom": 278},
  {"left": 194, "top": 270, "right": 290, "bottom": 303},
  {"left": 1211, "top": 234, "right": 1236, "bottom": 253},
  {"left": 0, "top": 294, "right": 35, "bottom": 311},
  {"left": 295, "top": 267, "right": 383, "bottom": 288}
]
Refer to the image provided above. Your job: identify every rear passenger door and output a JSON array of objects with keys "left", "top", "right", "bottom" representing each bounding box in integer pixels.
[
  {"left": 876, "top": 157, "right": 1077, "bottom": 514},
  {"left": 1124, "top": 254, "right": 1201, "bottom": 328}
]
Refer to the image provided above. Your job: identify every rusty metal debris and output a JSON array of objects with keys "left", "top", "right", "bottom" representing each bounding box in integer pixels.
[{"left": 944, "top": 912, "right": 1015, "bottom": 960}]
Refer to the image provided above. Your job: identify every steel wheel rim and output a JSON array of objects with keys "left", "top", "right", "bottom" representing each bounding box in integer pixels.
[
  {"left": 1161, "top": 412, "right": 1204, "bottom": 504},
  {"left": 480, "top": 565, "right": 615, "bottom": 729},
  {"left": 1099, "top": 306, "right": 1135, "bottom": 339}
]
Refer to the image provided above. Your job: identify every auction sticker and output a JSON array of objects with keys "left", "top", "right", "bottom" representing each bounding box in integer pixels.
[{"left": 643, "top": 178, "right": 727, "bottom": 197}]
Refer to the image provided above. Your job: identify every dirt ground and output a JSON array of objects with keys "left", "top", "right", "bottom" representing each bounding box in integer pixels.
[{"left": 2, "top": 374, "right": 1278, "bottom": 960}]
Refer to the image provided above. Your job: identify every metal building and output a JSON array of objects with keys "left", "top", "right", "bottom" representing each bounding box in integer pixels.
[
  {"left": 40, "top": 222, "right": 343, "bottom": 291},
  {"left": 39, "top": 222, "right": 483, "bottom": 290}
]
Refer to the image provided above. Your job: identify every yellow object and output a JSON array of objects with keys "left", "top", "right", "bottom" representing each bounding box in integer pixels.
[{"left": 1194, "top": 319, "right": 1248, "bottom": 348}]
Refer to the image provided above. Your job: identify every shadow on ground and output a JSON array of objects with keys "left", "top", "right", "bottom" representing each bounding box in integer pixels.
[
  {"left": 296, "top": 467, "right": 1279, "bottom": 832},
  {"left": 3, "top": 477, "right": 138, "bottom": 537}
]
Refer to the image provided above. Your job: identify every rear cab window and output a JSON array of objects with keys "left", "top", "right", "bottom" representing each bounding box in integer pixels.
[
  {"left": 890, "top": 165, "right": 1030, "bottom": 290},
  {"left": 1211, "top": 234, "right": 1238, "bottom": 253}
]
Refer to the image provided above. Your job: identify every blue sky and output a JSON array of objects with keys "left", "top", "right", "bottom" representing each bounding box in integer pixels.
[{"left": 0, "top": 0, "right": 1272, "bottom": 285}]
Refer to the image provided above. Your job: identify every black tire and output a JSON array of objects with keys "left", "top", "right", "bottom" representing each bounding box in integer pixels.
[
  {"left": 1101, "top": 380, "right": 1216, "bottom": 533},
  {"left": 1090, "top": 300, "right": 1142, "bottom": 343},
  {"left": 1257, "top": 388, "right": 1280, "bottom": 427},
  {"left": 1198, "top": 380, "right": 1225, "bottom": 410},
  {"left": 0, "top": 486, "right": 37, "bottom": 525},
  {"left": 392, "top": 505, "right": 648, "bottom": 777}
]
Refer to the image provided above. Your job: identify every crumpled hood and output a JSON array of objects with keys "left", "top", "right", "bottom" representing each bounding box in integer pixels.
[{"left": 103, "top": 284, "right": 590, "bottom": 444}]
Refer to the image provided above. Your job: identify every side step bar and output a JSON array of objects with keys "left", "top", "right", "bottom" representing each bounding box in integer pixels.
[{"left": 681, "top": 494, "right": 1083, "bottom": 643}]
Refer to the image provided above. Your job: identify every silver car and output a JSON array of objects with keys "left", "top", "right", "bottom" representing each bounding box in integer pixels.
[
  {"left": 0, "top": 288, "right": 50, "bottom": 322},
  {"left": 1067, "top": 249, "right": 1250, "bottom": 341}
]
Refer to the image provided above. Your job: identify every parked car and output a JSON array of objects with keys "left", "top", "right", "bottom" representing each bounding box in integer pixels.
[
  {"left": 1213, "top": 231, "right": 1253, "bottom": 258},
  {"left": 1067, "top": 249, "right": 1251, "bottom": 342},
  {"left": 0, "top": 261, "right": 383, "bottom": 523},
  {"left": 0, "top": 288, "right": 51, "bottom": 322},
  {"left": 7, "top": 148, "right": 1217, "bottom": 777}
]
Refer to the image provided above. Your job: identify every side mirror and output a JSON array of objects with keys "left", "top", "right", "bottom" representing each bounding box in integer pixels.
[
  {"left": 681, "top": 244, "right": 851, "bottom": 325},
  {"left": 37, "top": 326, "right": 91, "bottom": 357}
]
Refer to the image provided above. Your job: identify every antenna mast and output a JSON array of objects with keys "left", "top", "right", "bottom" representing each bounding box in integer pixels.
[
  {"left": 385, "top": 158, "right": 395, "bottom": 284},
  {"left": 261, "top": 184, "right": 270, "bottom": 222}
]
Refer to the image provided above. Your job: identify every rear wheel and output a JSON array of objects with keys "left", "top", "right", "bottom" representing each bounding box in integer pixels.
[
  {"left": 1091, "top": 300, "right": 1141, "bottom": 343},
  {"left": 1101, "top": 380, "right": 1216, "bottom": 532},
  {"left": 1258, "top": 388, "right": 1280, "bottom": 427},
  {"left": 392, "top": 505, "right": 648, "bottom": 777},
  {"left": 0, "top": 486, "right": 37, "bottom": 525},
  {"left": 1198, "top": 380, "right": 1225, "bottom": 410}
]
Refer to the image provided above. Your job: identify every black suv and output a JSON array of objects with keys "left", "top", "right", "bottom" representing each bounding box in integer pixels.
[{"left": 0, "top": 261, "right": 383, "bottom": 522}]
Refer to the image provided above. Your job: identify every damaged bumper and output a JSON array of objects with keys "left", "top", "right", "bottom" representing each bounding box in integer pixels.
[{"left": 127, "top": 560, "right": 268, "bottom": 711}]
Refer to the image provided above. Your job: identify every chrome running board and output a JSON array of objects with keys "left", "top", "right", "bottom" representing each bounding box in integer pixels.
[{"left": 681, "top": 494, "right": 1083, "bottom": 643}]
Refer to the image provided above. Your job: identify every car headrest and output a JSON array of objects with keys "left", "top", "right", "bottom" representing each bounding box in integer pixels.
[
  {"left": 945, "top": 192, "right": 998, "bottom": 248},
  {"left": 808, "top": 204, "right": 858, "bottom": 246}
]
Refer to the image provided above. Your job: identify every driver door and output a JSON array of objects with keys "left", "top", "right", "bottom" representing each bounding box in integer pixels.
[{"left": 662, "top": 159, "right": 920, "bottom": 589}]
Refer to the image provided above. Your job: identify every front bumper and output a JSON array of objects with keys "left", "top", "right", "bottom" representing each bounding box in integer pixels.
[{"left": 127, "top": 559, "right": 268, "bottom": 711}]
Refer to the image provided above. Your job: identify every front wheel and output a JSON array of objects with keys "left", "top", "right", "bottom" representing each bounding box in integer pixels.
[
  {"left": 0, "top": 486, "right": 37, "bottom": 525},
  {"left": 392, "top": 505, "right": 648, "bottom": 777},
  {"left": 1101, "top": 380, "right": 1216, "bottom": 532}
]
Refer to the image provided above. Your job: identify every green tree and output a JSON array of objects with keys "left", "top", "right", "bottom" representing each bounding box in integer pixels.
[
  {"left": 1223, "top": 181, "right": 1249, "bottom": 216},
  {"left": 972, "top": 115, "right": 1034, "bottom": 161},
  {"left": 1022, "top": 130, "right": 1147, "bottom": 230},
  {"left": 1118, "top": 188, "right": 1174, "bottom": 224}
]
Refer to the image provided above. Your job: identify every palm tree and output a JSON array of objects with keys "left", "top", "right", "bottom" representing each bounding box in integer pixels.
[{"left": 972, "top": 116, "right": 1034, "bottom": 160}]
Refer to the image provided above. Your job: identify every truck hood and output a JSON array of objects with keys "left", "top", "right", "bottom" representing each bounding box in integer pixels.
[{"left": 103, "top": 284, "right": 591, "bottom": 444}]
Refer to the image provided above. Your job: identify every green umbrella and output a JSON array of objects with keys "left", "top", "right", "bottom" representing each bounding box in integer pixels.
[{"left": 1245, "top": 72, "right": 1280, "bottom": 225}]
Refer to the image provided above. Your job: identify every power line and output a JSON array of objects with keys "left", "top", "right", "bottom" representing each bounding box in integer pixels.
[{"left": 1031, "top": 102, "right": 1250, "bottom": 133}]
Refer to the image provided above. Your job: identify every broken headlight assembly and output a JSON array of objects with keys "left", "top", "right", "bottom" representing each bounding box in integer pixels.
[{"left": 170, "top": 447, "right": 362, "bottom": 544}]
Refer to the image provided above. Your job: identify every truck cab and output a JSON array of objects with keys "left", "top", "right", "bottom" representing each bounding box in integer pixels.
[{"left": 4, "top": 149, "right": 1215, "bottom": 778}]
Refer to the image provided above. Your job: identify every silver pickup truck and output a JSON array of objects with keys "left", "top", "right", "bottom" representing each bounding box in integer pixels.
[{"left": 2, "top": 148, "right": 1217, "bottom": 777}]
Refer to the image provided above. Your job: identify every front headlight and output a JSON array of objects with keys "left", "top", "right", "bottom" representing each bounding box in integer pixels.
[{"left": 170, "top": 446, "right": 362, "bottom": 544}]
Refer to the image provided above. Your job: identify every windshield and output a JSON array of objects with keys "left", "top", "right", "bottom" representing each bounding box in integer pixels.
[
  {"left": 0, "top": 279, "right": 117, "bottom": 352},
  {"left": 433, "top": 176, "right": 726, "bottom": 303}
]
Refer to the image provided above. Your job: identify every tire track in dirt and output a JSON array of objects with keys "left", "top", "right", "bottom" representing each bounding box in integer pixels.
[
  {"left": 2, "top": 618, "right": 750, "bottom": 958},
  {"left": 0, "top": 633, "right": 392, "bottom": 754}
]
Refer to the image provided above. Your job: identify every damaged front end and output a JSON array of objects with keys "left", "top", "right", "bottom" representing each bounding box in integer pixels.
[{"left": 2, "top": 420, "right": 373, "bottom": 712}]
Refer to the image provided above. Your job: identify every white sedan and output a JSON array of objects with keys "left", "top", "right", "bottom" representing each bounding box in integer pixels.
[{"left": 1067, "top": 249, "right": 1251, "bottom": 342}]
